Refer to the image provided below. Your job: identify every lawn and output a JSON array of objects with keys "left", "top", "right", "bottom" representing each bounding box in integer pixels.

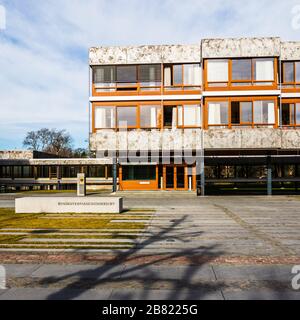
[{"left": 0, "top": 208, "right": 152, "bottom": 250}]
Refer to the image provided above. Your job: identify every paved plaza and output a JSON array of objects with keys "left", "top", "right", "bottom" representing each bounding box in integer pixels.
[{"left": 0, "top": 194, "right": 299, "bottom": 300}]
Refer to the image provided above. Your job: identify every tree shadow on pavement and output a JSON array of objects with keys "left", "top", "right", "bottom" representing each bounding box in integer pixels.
[{"left": 45, "top": 215, "right": 225, "bottom": 300}]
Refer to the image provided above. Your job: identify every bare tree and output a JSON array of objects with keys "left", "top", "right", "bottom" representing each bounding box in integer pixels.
[
  {"left": 23, "top": 128, "right": 74, "bottom": 157},
  {"left": 23, "top": 131, "right": 41, "bottom": 151}
]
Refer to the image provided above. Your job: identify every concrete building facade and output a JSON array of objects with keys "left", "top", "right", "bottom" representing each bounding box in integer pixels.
[{"left": 89, "top": 37, "right": 300, "bottom": 194}]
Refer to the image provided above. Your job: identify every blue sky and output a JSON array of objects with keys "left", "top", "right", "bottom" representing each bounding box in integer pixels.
[{"left": 0, "top": 0, "right": 299, "bottom": 150}]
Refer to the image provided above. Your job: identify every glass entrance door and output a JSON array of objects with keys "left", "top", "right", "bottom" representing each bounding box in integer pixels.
[
  {"left": 164, "top": 165, "right": 187, "bottom": 190},
  {"left": 165, "top": 166, "right": 175, "bottom": 189},
  {"left": 176, "top": 166, "right": 186, "bottom": 189}
]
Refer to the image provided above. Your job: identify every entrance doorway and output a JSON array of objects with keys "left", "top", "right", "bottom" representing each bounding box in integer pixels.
[{"left": 163, "top": 165, "right": 188, "bottom": 190}]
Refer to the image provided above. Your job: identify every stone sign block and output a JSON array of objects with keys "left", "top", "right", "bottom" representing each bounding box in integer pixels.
[{"left": 15, "top": 197, "right": 123, "bottom": 214}]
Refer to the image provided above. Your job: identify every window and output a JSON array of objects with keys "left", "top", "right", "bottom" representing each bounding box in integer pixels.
[
  {"left": 13, "top": 166, "right": 22, "bottom": 178},
  {"left": 139, "top": 64, "right": 161, "bottom": 86},
  {"left": 206, "top": 58, "right": 275, "bottom": 88},
  {"left": 93, "top": 66, "right": 115, "bottom": 84},
  {"left": 231, "top": 102, "right": 252, "bottom": 125},
  {"left": 283, "top": 62, "right": 294, "bottom": 83},
  {"left": 163, "top": 106, "right": 177, "bottom": 128},
  {"left": 283, "top": 61, "right": 300, "bottom": 84},
  {"left": 178, "top": 105, "right": 201, "bottom": 127},
  {"left": 173, "top": 65, "right": 183, "bottom": 85},
  {"left": 282, "top": 103, "right": 294, "bottom": 125},
  {"left": 254, "top": 59, "right": 274, "bottom": 81},
  {"left": 253, "top": 101, "right": 275, "bottom": 124},
  {"left": 240, "top": 102, "right": 252, "bottom": 123},
  {"left": 184, "top": 64, "right": 201, "bottom": 86},
  {"left": 88, "top": 166, "right": 105, "bottom": 178},
  {"left": 122, "top": 165, "right": 156, "bottom": 181},
  {"left": 207, "top": 60, "right": 229, "bottom": 83},
  {"left": 116, "top": 66, "right": 137, "bottom": 83},
  {"left": 95, "top": 107, "right": 115, "bottom": 129},
  {"left": 282, "top": 103, "right": 300, "bottom": 126},
  {"left": 117, "top": 106, "right": 137, "bottom": 128},
  {"left": 140, "top": 105, "right": 161, "bottom": 128},
  {"left": 23, "top": 166, "right": 33, "bottom": 178},
  {"left": 164, "top": 64, "right": 201, "bottom": 87},
  {"left": 232, "top": 59, "right": 252, "bottom": 81},
  {"left": 208, "top": 101, "right": 229, "bottom": 126},
  {"left": 297, "top": 104, "right": 300, "bottom": 124},
  {"left": 296, "top": 62, "right": 300, "bottom": 82},
  {"left": 0, "top": 166, "right": 10, "bottom": 178}
]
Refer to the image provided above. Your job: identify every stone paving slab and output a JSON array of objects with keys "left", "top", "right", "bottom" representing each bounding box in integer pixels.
[
  {"left": 3, "top": 264, "right": 41, "bottom": 277},
  {"left": 0, "top": 288, "right": 113, "bottom": 300},
  {"left": 31, "top": 264, "right": 125, "bottom": 280},
  {"left": 109, "top": 289, "right": 223, "bottom": 300},
  {"left": 213, "top": 265, "right": 295, "bottom": 282},
  {"left": 121, "top": 265, "right": 216, "bottom": 281},
  {"left": 223, "top": 289, "right": 300, "bottom": 300}
]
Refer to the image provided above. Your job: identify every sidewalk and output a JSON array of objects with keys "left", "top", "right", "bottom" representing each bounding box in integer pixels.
[{"left": 0, "top": 263, "right": 299, "bottom": 300}]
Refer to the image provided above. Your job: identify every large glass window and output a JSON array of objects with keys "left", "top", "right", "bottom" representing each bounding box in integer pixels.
[
  {"left": 140, "top": 105, "right": 161, "bottom": 128},
  {"left": 95, "top": 107, "right": 115, "bottom": 129},
  {"left": 254, "top": 59, "right": 274, "bottom": 81},
  {"left": 23, "top": 166, "right": 33, "bottom": 178},
  {"left": 163, "top": 106, "right": 177, "bottom": 128},
  {"left": 253, "top": 101, "right": 275, "bottom": 124},
  {"left": 231, "top": 101, "right": 252, "bottom": 124},
  {"left": 183, "top": 64, "right": 201, "bottom": 85},
  {"left": 282, "top": 103, "right": 294, "bottom": 125},
  {"left": 116, "top": 66, "right": 137, "bottom": 83},
  {"left": 122, "top": 165, "right": 156, "bottom": 181},
  {"left": 296, "top": 62, "right": 300, "bottom": 82},
  {"left": 0, "top": 166, "right": 11, "bottom": 178},
  {"left": 164, "top": 64, "right": 201, "bottom": 87},
  {"left": 207, "top": 60, "right": 229, "bottom": 83},
  {"left": 282, "top": 103, "right": 300, "bottom": 126},
  {"left": 283, "top": 62, "right": 295, "bottom": 83},
  {"left": 297, "top": 103, "right": 300, "bottom": 124},
  {"left": 178, "top": 105, "right": 201, "bottom": 127},
  {"left": 240, "top": 102, "right": 252, "bottom": 123},
  {"left": 173, "top": 65, "right": 183, "bottom": 85},
  {"left": 208, "top": 101, "right": 229, "bottom": 125},
  {"left": 93, "top": 66, "right": 115, "bottom": 84},
  {"left": 117, "top": 106, "right": 137, "bottom": 128},
  {"left": 88, "top": 166, "right": 105, "bottom": 178},
  {"left": 232, "top": 59, "right": 252, "bottom": 81},
  {"left": 139, "top": 64, "right": 161, "bottom": 85}
]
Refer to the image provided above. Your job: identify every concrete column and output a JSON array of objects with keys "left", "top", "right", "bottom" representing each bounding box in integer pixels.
[
  {"left": 267, "top": 156, "right": 272, "bottom": 196},
  {"left": 112, "top": 158, "right": 117, "bottom": 193}
]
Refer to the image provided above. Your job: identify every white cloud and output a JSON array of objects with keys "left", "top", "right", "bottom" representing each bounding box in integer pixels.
[{"left": 0, "top": 0, "right": 299, "bottom": 149}]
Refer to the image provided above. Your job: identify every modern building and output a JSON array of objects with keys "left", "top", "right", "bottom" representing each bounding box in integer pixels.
[
  {"left": 89, "top": 37, "right": 300, "bottom": 194},
  {"left": 1, "top": 37, "right": 300, "bottom": 195},
  {"left": 0, "top": 151, "right": 112, "bottom": 192}
]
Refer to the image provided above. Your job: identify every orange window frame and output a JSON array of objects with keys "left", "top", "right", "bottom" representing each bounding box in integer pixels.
[
  {"left": 163, "top": 64, "right": 201, "bottom": 93},
  {"left": 177, "top": 105, "right": 202, "bottom": 129},
  {"left": 92, "top": 65, "right": 163, "bottom": 97},
  {"left": 282, "top": 61, "right": 300, "bottom": 88},
  {"left": 92, "top": 101, "right": 202, "bottom": 133},
  {"left": 162, "top": 101, "right": 202, "bottom": 129},
  {"left": 93, "top": 105, "right": 116, "bottom": 131},
  {"left": 281, "top": 99, "right": 300, "bottom": 127},
  {"left": 204, "top": 58, "right": 278, "bottom": 91},
  {"left": 204, "top": 96, "right": 278, "bottom": 129}
]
